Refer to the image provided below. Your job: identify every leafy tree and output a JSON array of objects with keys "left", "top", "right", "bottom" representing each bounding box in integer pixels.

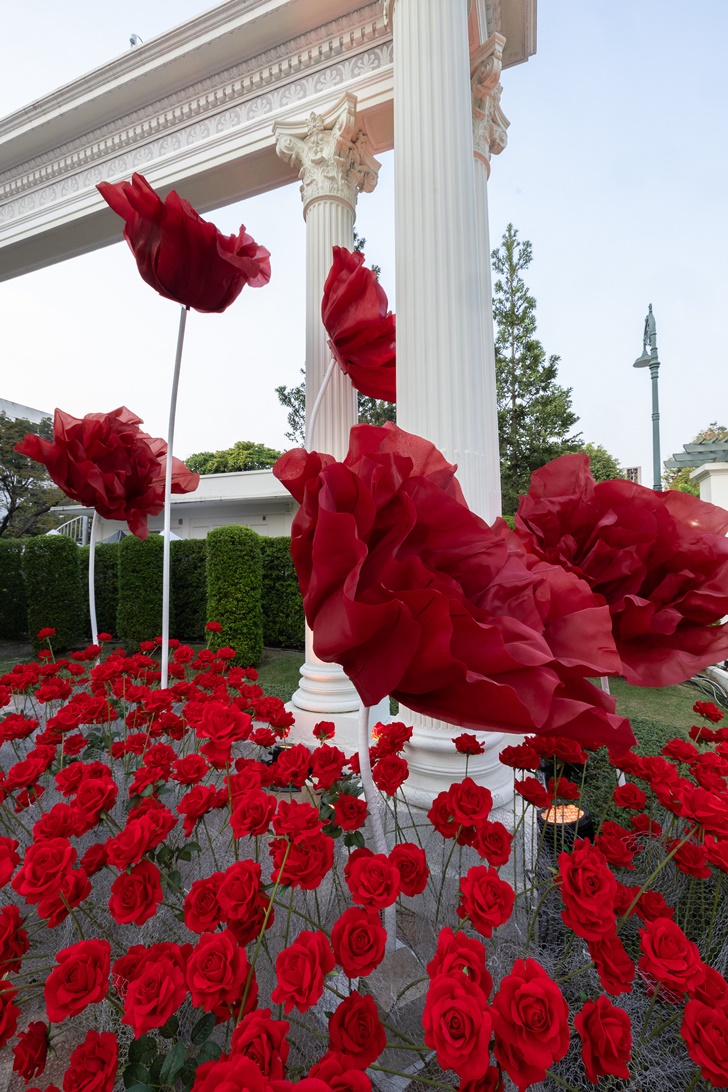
[
  {"left": 185, "top": 440, "right": 282, "bottom": 475},
  {"left": 492, "top": 224, "right": 581, "bottom": 514},
  {"left": 663, "top": 421, "right": 728, "bottom": 495},
  {"left": 0, "top": 412, "right": 64, "bottom": 537},
  {"left": 576, "top": 442, "right": 622, "bottom": 483},
  {"left": 276, "top": 369, "right": 395, "bottom": 446}
]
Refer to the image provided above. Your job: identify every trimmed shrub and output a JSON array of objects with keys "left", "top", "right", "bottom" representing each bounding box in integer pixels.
[
  {"left": 22, "top": 536, "right": 85, "bottom": 652},
  {"left": 0, "top": 539, "right": 28, "bottom": 639},
  {"left": 260, "top": 536, "right": 304, "bottom": 650},
  {"left": 79, "top": 543, "right": 120, "bottom": 640},
  {"left": 117, "top": 535, "right": 169, "bottom": 649},
  {"left": 171, "top": 539, "right": 207, "bottom": 641},
  {"left": 206, "top": 526, "right": 263, "bottom": 666}
]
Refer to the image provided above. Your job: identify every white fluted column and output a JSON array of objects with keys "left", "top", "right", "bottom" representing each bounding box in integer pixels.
[
  {"left": 472, "top": 34, "right": 509, "bottom": 524},
  {"left": 274, "top": 94, "right": 388, "bottom": 749},
  {"left": 392, "top": 0, "right": 512, "bottom": 807}
]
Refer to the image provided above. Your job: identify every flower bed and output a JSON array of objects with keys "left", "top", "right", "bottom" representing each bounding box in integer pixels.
[{"left": 1, "top": 637, "right": 728, "bottom": 1091}]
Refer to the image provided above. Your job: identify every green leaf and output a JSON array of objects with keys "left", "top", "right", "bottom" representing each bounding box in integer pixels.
[
  {"left": 177, "top": 847, "right": 193, "bottom": 862},
  {"left": 159, "top": 1014, "right": 179, "bottom": 1039},
  {"left": 344, "top": 830, "right": 366, "bottom": 849},
  {"left": 123, "top": 1064, "right": 151, "bottom": 1089},
  {"left": 128, "top": 1037, "right": 157, "bottom": 1066},
  {"left": 148, "top": 1055, "right": 165, "bottom": 1085},
  {"left": 179, "top": 1061, "right": 200, "bottom": 1091},
  {"left": 190, "top": 1011, "right": 216, "bottom": 1045},
  {"left": 159, "top": 1041, "right": 186, "bottom": 1086},
  {"left": 187, "top": 841, "right": 202, "bottom": 854},
  {"left": 124, "top": 1084, "right": 154, "bottom": 1092},
  {"left": 195, "top": 1041, "right": 222, "bottom": 1066}
]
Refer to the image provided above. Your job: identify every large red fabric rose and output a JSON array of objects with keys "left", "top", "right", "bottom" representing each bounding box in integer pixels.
[
  {"left": 271, "top": 930, "right": 335, "bottom": 1014},
  {"left": 328, "top": 992, "right": 386, "bottom": 1070},
  {"left": 491, "top": 959, "right": 570, "bottom": 1090},
  {"left": 516, "top": 453, "right": 728, "bottom": 685},
  {"left": 423, "top": 972, "right": 492, "bottom": 1081},
  {"left": 44, "top": 939, "right": 110, "bottom": 1023},
  {"left": 62, "top": 1029, "right": 117, "bottom": 1092},
  {"left": 97, "top": 172, "right": 271, "bottom": 312},
  {"left": 574, "top": 995, "right": 632, "bottom": 1083},
  {"left": 322, "top": 247, "right": 396, "bottom": 402},
  {"left": 274, "top": 424, "right": 632, "bottom": 748},
  {"left": 15, "top": 407, "right": 199, "bottom": 539},
  {"left": 681, "top": 1000, "right": 728, "bottom": 1087}
]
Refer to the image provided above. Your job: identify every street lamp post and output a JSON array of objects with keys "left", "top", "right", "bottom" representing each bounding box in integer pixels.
[{"left": 633, "top": 303, "right": 662, "bottom": 491}]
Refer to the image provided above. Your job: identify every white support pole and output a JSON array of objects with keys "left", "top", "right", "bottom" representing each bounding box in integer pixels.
[{"left": 161, "top": 304, "right": 188, "bottom": 689}]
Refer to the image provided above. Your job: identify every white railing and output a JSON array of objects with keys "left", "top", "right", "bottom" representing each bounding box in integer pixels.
[{"left": 48, "top": 514, "right": 90, "bottom": 546}]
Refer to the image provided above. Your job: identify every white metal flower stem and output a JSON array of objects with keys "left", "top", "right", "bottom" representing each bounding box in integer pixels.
[
  {"left": 88, "top": 510, "right": 99, "bottom": 646},
  {"left": 306, "top": 356, "right": 336, "bottom": 450},
  {"left": 358, "top": 703, "right": 396, "bottom": 951},
  {"left": 161, "top": 304, "right": 189, "bottom": 689}
]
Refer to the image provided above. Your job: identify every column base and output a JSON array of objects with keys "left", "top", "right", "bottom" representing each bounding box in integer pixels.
[
  {"left": 286, "top": 692, "right": 391, "bottom": 753},
  {"left": 401, "top": 715, "right": 517, "bottom": 810}
]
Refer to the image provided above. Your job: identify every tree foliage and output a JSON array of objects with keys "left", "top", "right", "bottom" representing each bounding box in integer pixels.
[
  {"left": 663, "top": 421, "right": 728, "bottom": 495},
  {"left": 0, "top": 412, "right": 65, "bottom": 537},
  {"left": 275, "top": 369, "right": 395, "bottom": 447},
  {"left": 492, "top": 225, "right": 581, "bottom": 514},
  {"left": 186, "top": 441, "right": 282, "bottom": 475},
  {"left": 576, "top": 442, "right": 622, "bottom": 483}
]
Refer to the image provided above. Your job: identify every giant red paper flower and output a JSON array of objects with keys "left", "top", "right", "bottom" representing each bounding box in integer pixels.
[
  {"left": 273, "top": 424, "right": 633, "bottom": 748},
  {"left": 515, "top": 454, "right": 728, "bottom": 685},
  {"left": 321, "top": 247, "right": 396, "bottom": 402},
  {"left": 97, "top": 172, "right": 271, "bottom": 313},
  {"left": 15, "top": 407, "right": 199, "bottom": 538}
]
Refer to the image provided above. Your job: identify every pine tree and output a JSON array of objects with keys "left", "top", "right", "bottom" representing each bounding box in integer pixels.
[{"left": 492, "top": 224, "right": 581, "bottom": 514}]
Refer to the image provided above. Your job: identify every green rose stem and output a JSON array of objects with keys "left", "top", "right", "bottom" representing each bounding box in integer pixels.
[
  {"left": 636, "top": 983, "right": 661, "bottom": 1049},
  {"left": 370, "top": 1066, "right": 452, "bottom": 1090},
  {"left": 684, "top": 1071, "right": 702, "bottom": 1092},
  {"left": 160, "top": 304, "right": 189, "bottom": 690},
  {"left": 546, "top": 1071, "right": 581, "bottom": 1092},
  {"left": 238, "top": 840, "right": 291, "bottom": 1021},
  {"left": 87, "top": 509, "right": 99, "bottom": 645},
  {"left": 618, "top": 823, "right": 699, "bottom": 929}
]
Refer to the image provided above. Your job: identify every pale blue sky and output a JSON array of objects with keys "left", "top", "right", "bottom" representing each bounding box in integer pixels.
[{"left": 1, "top": 1, "right": 726, "bottom": 484}]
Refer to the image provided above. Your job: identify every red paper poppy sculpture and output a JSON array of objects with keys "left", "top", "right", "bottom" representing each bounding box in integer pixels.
[
  {"left": 97, "top": 173, "right": 271, "bottom": 313},
  {"left": 515, "top": 453, "right": 728, "bottom": 686},
  {"left": 321, "top": 247, "right": 396, "bottom": 402},
  {"left": 274, "top": 424, "right": 633, "bottom": 749},
  {"left": 15, "top": 407, "right": 199, "bottom": 538}
]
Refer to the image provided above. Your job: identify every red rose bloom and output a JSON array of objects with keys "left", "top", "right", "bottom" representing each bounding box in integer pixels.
[
  {"left": 62, "top": 1029, "right": 117, "bottom": 1092},
  {"left": 0, "top": 905, "right": 29, "bottom": 974},
  {"left": 108, "top": 860, "right": 163, "bottom": 926},
  {"left": 12, "top": 1021, "right": 49, "bottom": 1081},
  {"left": 681, "top": 1000, "right": 728, "bottom": 1088},
  {"left": 274, "top": 425, "right": 632, "bottom": 747},
  {"left": 272, "top": 799, "right": 324, "bottom": 843},
  {"left": 97, "top": 172, "right": 270, "bottom": 312},
  {"left": 271, "top": 930, "right": 335, "bottom": 1014},
  {"left": 311, "top": 745, "right": 347, "bottom": 791},
  {"left": 184, "top": 873, "right": 225, "bottom": 934},
  {"left": 271, "top": 743, "right": 313, "bottom": 790},
  {"left": 588, "top": 930, "right": 635, "bottom": 996},
  {"left": 371, "top": 753, "right": 409, "bottom": 795},
  {"left": 423, "top": 972, "right": 492, "bottom": 1081},
  {"left": 230, "top": 1008, "right": 290, "bottom": 1079},
  {"left": 491, "top": 959, "right": 570, "bottom": 1091},
  {"left": 328, "top": 992, "right": 386, "bottom": 1070},
  {"left": 344, "top": 848, "right": 400, "bottom": 909},
  {"left": 0, "top": 984, "right": 20, "bottom": 1050},
  {"left": 694, "top": 699, "right": 725, "bottom": 723},
  {"left": 270, "top": 833, "right": 334, "bottom": 891},
  {"left": 638, "top": 918, "right": 706, "bottom": 996},
  {"left": 389, "top": 842, "right": 429, "bottom": 896},
  {"left": 574, "top": 995, "right": 632, "bottom": 1083},
  {"left": 557, "top": 839, "right": 617, "bottom": 941},
  {"left": 472, "top": 820, "right": 513, "bottom": 868},
  {"left": 500, "top": 743, "right": 540, "bottom": 770},
  {"left": 186, "top": 930, "right": 247, "bottom": 1013},
  {"left": 453, "top": 733, "right": 486, "bottom": 755},
  {"left": 106, "top": 806, "right": 177, "bottom": 870},
  {"left": 231, "top": 788, "right": 277, "bottom": 838},
  {"left": 172, "top": 753, "right": 209, "bottom": 784},
  {"left": 195, "top": 701, "right": 251, "bottom": 765},
  {"left": 15, "top": 407, "right": 199, "bottom": 539},
  {"left": 333, "top": 795, "right": 368, "bottom": 831},
  {"left": 612, "top": 782, "right": 647, "bottom": 810},
  {"left": 12, "top": 838, "right": 76, "bottom": 904},
  {"left": 310, "top": 1052, "right": 373, "bottom": 1092},
  {"left": 321, "top": 247, "right": 396, "bottom": 402},
  {"left": 0, "top": 836, "right": 20, "bottom": 887},
  {"left": 427, "top": 928, "right": 492, "bottom": 997},
  {"left": 44, "top": 939, "right": 111, "bottom": 1023},
  {"left": 188, "top": 1056, "right": 267, "bottom": 1092},
  {"left": 218, "top": 861, "right": 271, "bottom": 940},
  {"left": 514, "top": 777, "right": 551, "bottom": 809},
  {"left": 516, "top": 452, "right": 728, "bottom": 686},
  {"left": 117, "top": 942, "right": 188, "bottom": 1037},
  {"left": 331, "top": 908, "right": 387, "bottom": 978},
  {"left": 457, "top": 865, "right": 514, "bottom": 938}
]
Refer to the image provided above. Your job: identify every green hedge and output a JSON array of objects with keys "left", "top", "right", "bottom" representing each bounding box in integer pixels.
[
  {"left": 171, "top": 539, "right": 207, "bottom": 641},
  {"left": 22, "top": 536, "right": 85, "bottom": 652},
  {"left": 79, "top": 542, "right": 120, "bottom": 639},
  {"left": 117, "top": 535, "right": 170, "bottom": 649},
  {"left": 0, "top": 540, "right": 28, "bottom": 639},
  {"left": 206, "top": 525, "right": 263, "bottom": 666},
  {"left": 260, "top": 536, "right": 304, "bottom": 650}
]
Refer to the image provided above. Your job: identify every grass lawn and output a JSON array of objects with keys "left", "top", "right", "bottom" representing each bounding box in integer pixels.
[
  {"left": 255, "top": 647, "right": 304, "bottom": 702},
  {"left": 608, "top": 676, "right": 704, "bottom": 737}
]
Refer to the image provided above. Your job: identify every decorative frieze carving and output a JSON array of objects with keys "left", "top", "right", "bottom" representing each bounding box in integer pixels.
[
  {"left": 274, "top": 94, "right": 380, "bottom": 216},
  {"left": 471, "top": 33, "right": 509, "bottom": 170}
]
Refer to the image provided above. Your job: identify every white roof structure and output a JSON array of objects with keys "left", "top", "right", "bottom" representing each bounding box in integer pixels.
[{"left": 0, "top": 398, "right": 50, "bottom": 424}]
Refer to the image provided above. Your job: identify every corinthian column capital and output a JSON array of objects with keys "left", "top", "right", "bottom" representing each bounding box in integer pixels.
[
  {"left": 471, "top": 33, "right": 510, "bottom": 171},
  {"left": 274, "top": 93, "right": 380, "bottom": 219}
]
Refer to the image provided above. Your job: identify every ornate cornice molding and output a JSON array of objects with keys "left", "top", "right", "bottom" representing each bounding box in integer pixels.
[
  {"left": 0, "top": 4, "right": 389, "bottom": 213},
  {"left": 274, "top": 93, "right": 380, "bottom": 216},
  {"left": 471, "top": 33, "right": 509, "bottom": 171}
]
